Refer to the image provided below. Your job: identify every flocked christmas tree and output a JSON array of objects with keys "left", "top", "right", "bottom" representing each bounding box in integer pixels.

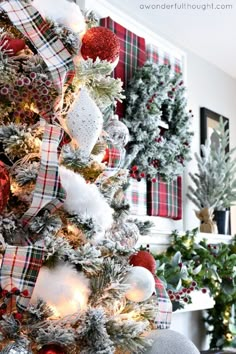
[
  {"left": 0, "top": 1, "right": 171, "bottom": 353},
  {"left": 187, "top": 117, "right": 236, "bottom": 210}
]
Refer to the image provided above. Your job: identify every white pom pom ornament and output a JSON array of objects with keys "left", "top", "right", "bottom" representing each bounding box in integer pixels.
[
  {"left": 31, "top": 263, "right": 91, "bottom": 317},
  {"left": 59, "top": 166, "right": 113, "bottom": 234},
  {"left": 66, "top": 88, "right": 103, "bottom": 157},
  {"left": 32, "top": 0, "right": 85, "bottom": 34}
]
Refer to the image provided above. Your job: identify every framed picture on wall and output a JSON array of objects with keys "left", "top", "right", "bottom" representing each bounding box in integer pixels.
[
  {"left": 200, "top": 107, "right": 231, "bottom": 235},
  {"left": 200, "top": 107, "right": 229, "bottom": 152}
]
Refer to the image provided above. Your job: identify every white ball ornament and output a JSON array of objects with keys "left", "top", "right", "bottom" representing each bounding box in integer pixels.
[
  {"left": 124, "top": 266, "right": 155, "bottom": 302},
  {"left": 66, "top": 88, "right": 103, "bottom": 157}
]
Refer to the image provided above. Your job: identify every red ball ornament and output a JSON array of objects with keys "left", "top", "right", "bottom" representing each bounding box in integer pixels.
[
  {"left": 130, "top": 250, "right": 156, "bottom": 274},
  {"left": 81, "top": 27, "right": 120, "bottom": 63},
  {"left": 0, "top": 37, "right": 26, "bottom": 56},
  {"left": 37, "top": 344, "right": 65, "bottom": 354},
  {"left": 0, "top": 161, "right": 10, "bottom": 213}
]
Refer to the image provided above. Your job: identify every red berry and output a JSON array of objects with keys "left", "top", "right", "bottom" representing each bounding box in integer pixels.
[
  {"left": 152, "top": 178, "right": 157, "bottom": 183},
  {"left": 11, "top": 287, "right": 19, "bottom": 294},
  {"left": 132, "top": 165, "right": 138, "bottom": 172},
  {"left": 0, "top": 309, "right": 6, "bottom": 317},
  {"left": 187, "top": 289, "right": 191, "bottom": 294},
  {"left": 191, "top": 281, "right": 197, "bottom": 287},
  {"left": 140, "top": 172, "right": 145, "bottom": 178},
  {"left": 207, "top": 244, "right": 211, "bottom": 248},
  {"left": 170, "top": 294, "right": 175, "bottom": 301},
  {"left": 176, "top": 295, "right": 181, "bottom": 300},
  {"left": 190, "top": 287, "right": 194, "bottom": 291},
  {"left": 201, "top": 288, "right": 207, "bottom": 294},
  {"left": 178, "top": 262, "right": 183, "bottom": 268},
  {"left": 168, "top": 290, "right": 173, "bottom": 295},
  {"left": 14, "top": 312, "right": 23, "bottom": 320},
  {"left": 182, "top": 288, "right": 187, "bottom": 293},
  {"left": 183, "top": 297, "right": 189, "bottom": 303},
  {"left": 21, "top": 289, "right": 29, "bottom": 297},
  {"left": 1, "top": 290, "right": 8, "bottom": 297}
]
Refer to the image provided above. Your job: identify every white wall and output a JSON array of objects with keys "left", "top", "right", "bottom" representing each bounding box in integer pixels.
[{"left": 183, "top": 50, "right": 236, "bottom": 235}]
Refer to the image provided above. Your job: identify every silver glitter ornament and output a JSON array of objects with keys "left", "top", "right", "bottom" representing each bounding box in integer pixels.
[
  {"left": 105, "top": 115, "right": 129, "bottom": 147},
  {"left": 1, "top": 339, "right": 32, "bottom": 354},
  {"left": 108, "top": 220, "right": 140, "bottom": 248}
]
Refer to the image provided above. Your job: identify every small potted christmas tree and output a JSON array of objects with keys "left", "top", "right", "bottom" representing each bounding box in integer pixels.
[{"left": 187, "top": 117, "right": 236, "bottom": 234}]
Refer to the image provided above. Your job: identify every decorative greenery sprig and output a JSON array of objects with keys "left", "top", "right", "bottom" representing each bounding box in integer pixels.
[{"left": 151, "top": 229, "right": 236, "bottom": 349}]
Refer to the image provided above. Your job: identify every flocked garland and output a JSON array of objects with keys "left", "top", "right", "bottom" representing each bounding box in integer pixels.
[{"left": 124, "top": 62, "right": 194, "bottom": 181}]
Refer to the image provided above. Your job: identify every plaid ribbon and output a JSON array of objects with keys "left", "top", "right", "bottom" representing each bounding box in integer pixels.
[
  {"left": 147, "top": 176, "right": 182, "bottom": 220},
  {"left": 124, "top": 178, "right": 147, "bottom": 216},
  {"left": 0, "top": 0, "right": 74, "bottom": 98},
  {"left": 104, "top": 142, "right": 126, "bottom": 169},
  {"left": 100, "top": 17, "right": 146, "bottom": 117},
  {"left": 0, "top": 244, "right": 44, "bottom": 311},
  {"left": 154, "top": 276, "right": 172, "bottom": 329},
  {"left": 146, "top": 43, "right": 182, "bottom": 73},
  {"left": 22, "top": 124, "right": 65, "bottom": 226}
]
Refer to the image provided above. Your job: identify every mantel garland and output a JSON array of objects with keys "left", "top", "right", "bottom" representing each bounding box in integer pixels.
[{"left": 123, "top": 62, "right": 193, "bottom": 181}]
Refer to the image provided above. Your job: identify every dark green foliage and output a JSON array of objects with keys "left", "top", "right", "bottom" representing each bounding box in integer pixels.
[{"left": 152, "top": 229, "right": 236, "bottom": 349}]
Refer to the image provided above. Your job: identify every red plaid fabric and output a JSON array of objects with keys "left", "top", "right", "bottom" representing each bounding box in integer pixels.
[
  {"left": 0, "top": 244, "right": 44, "bottom": 311},
  {"left": 22, "top": 124, "right": 66, "bottom": 226},
  {"left": 146, "top": 44, "right": 183, "bottom": 219},
  {"left": 124, "top": 178, "right": 147, "bottom": 215},
  {"left": 147, "top": 176, "right": 182, "bottom": 220},
  {"left": 154, "top": 276, "right": 172, "bottom": 329},
  {"left": 146, "top": 43, "right": 182, "bottom": 73},
  {"left": 100, "top": 17, "right": 146, "bottom": 117},
  {"left": 103, "top": 142, "right": 126, "bottom": 169}
]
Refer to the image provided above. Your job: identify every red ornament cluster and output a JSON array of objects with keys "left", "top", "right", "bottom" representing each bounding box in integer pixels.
[
  {"left": 0, "top": 71, "right": 57, "bottom": 121},
  {"left": 0, "top": 286, "right": 30, "bottom": 318},
  {"left": 81, "top": 27, "right": 120, "bottom": 63},
  {"left": 0, "top": 161, "right": 10, "bottom": 213}
]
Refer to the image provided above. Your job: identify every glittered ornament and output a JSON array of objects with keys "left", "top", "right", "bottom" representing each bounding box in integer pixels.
[
  {"left": 124, "top": 266, "right": 155, "bottom": 302},
  {"left": 108, "top": 220, "right": 140, "bottom": 248},
  {"left": 37, "top": 344, "right": 66, "bottom": 354},
  {"left": 129, "top": 251, "right": 156, "bottom": 274},
  {"left": 66, "top": 88, "right": 103, "bottom": 157},
  {"left": 81, "top": 27, "right": 120, "bottom": 63},
  {"left": 105, "top": 115, "right": 129, "bottom": 147},
  {"left": 1, "top": 340, "right": 32, "bottom": 354},
  {"left": 0, "top": 161, "right": 10, "bottom": 213}
]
